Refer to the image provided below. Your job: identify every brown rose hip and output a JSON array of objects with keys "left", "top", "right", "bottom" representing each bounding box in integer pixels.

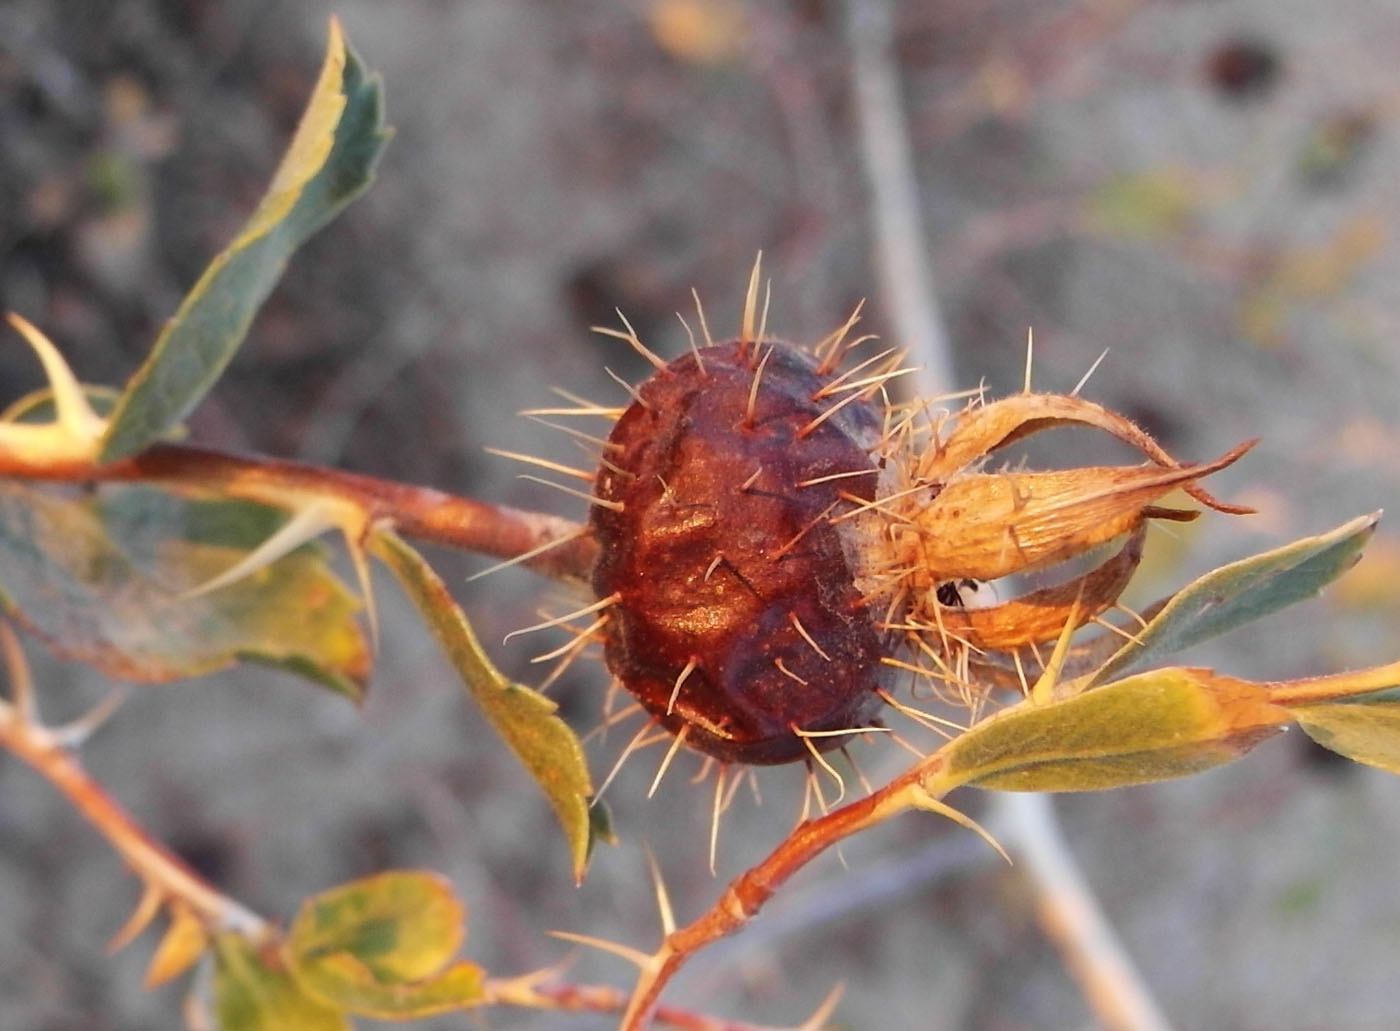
[{"left": 590, "top": 338, "right": 889, "bottom": 765}]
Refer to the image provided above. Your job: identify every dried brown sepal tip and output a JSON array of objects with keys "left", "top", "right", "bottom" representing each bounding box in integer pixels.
[
  {"left": 873, "top": 393, "right": 1256, "bottom": 654},
  {"left": 590, "top": 333, "right": 1253, "bottom": 766}
]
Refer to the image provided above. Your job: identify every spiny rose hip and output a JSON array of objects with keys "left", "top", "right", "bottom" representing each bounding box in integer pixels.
[
  {"left": 590, "top": 338, "right": 889, "bottom": 765},
  {"left": 567, "top": 270, "right": 1253, "bottom": 774}
]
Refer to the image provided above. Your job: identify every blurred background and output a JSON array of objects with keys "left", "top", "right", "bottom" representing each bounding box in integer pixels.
[{"left": 4, "top": 1, "right": 1400, "bottom": 1027}]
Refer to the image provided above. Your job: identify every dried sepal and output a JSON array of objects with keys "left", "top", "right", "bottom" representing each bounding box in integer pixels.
[
  {"left": 854, "top": 386, "right": 1255, "bottom": 716},
  {"left": 913, "top": 391, "right": 1255, "bottom": 516},
  {"left": 886, "top": 442, "right": 1251, "bottom": 583},
  {"left": 931, "top": 524, "right": 1147, "bottom": 651}
]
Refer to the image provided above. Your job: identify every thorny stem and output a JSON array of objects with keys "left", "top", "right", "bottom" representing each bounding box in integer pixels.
[
  {"left": 0, "top": 677, "right": 784, "bottom": 1029},
  {"left": 621, "top": 756, "right": 951, "bottom": 1030},
  {"left": 0, "top": 693, "right": 269, "bottom": 941},
  {"left": 487, "top": 975, "right": 795, "bottom": 1031},
  {"left": 0, "top": 442, "right": 597, "bottom": 584},
  {"left": 3, "top": 624, "right": 781, "bottom": 1028}
]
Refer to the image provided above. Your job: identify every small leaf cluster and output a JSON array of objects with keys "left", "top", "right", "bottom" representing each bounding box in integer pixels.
[{"left": 215, "top": 872, "right": 482, "bottom": 1030}]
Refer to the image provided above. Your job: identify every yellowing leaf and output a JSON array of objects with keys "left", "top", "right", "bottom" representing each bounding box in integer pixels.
[
  {"left": 292, "top": 954, "right": 484, "bottom": 1019},
  {"left": 939, "top": 667, "right": 1291, "bottom": 792},
  {"left": 288, "top": 871, "right": 464, "bottom": 983},
  {"left": 1265, "top": 660, "right": 1400, "bottom": 773},
  {"left": 213, "top": 933, "right": 349, "bottom": 1031},
  {"left": 100, "top": 21, "right": 390, "bottom": 463},
  {"left": 1293, "top": 697, "right": 1400, "bottom": 773},
  {"left": 285, "top": 871, "right": 484, "bottom": 1019},
  {"left": 0, "top": 483, "right": 369, "bottom": 699},
  {"left": 144, "top": 904, "right": 209, "bottom": 988},
  {"left": 369, "top": 528, "right": 594, "bottom": 880}
]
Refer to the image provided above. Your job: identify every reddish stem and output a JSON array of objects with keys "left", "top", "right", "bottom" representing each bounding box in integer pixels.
[
  {"left": 0, "top": 442, "right": 597, "bottom": 583},
  {"left": 0, "top": 698, "right": 268, "bottom": 937},
  {"left": 621, "top": 762, "right": 942, "bottom": 1029},
  {"left": 490, "top": 977, "right": 782, "bottom": 1030}
]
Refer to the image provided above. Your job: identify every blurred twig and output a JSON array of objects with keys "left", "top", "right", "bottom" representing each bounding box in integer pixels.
[
  {"left": 0, "top": 441, "right": 596, "bottom": 584},
  {"left": 0, "top": 621, "right": 271, "bottom": 942},
  {"left": 991, "top": 793, "right": 1171, "bottom": 1031},
  {"left": 845, "top": 0, "right": 955, "bottom": 395},
  {"left": 842, "top": 1, "right": 1172, "bottom": 1028}
]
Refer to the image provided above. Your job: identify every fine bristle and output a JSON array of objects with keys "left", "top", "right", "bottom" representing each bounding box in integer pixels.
[
  {"left": 691, "top": 287, "right": 715, "bottom": 347},
  {"left": 593, "top": 309, "right": 668, "bottom": 371},
  {"left": 740, "top": 251, "right": 763, "bottom": 350},
  {"left": 743, "top": 345, "right": 775, "bottom": 428}
]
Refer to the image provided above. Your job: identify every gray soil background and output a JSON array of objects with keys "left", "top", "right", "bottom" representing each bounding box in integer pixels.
[{"left": 4, "top": 1, "right": 1400, "bottom": 1028}]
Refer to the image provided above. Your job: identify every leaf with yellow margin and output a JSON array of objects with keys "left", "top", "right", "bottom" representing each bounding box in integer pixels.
[
  {"left": 285, "top": 871, "right": 484, "bottom": 1018},
  {"left": 100, "top": 19, "right": 391, "bottom": 463},
  {"left": 939, "top": 667, "right": 1292, "bottom": 792}
]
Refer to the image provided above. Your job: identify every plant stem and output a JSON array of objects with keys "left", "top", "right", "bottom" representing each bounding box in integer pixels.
[
  {"left": 621, "top": 763, "right": 944, "bottom": 1030},
  {"left": 990, "top": 793, "right": 1171, "bottom": 1031},
  {"left": 0, "top": 695, "right": 269, "bottom": 940},
  {"left": 846, "top": 0, "right": 956, "bottom": 396},
  {"left": 0, "top": 442, "right": 597, "bottom": 584},
  {"left": 486, "top": 975, "right": 783, "bottom": 1031}
]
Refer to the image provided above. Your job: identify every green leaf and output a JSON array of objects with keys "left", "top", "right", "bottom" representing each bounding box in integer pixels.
[
  {"left": 0, "top": 482, "right": 369, "bottom": 698},
  {"left": 588, "top": 799, "right": 618, "bottom": 859},
  {"left": 940, "top": 667, "right": 1292, "bottom": 792},
  {"left": 289, "top": 871, "right": 464, "bottom": 982},
  {"left": 99, "top": 20, "right": 391, "bottom": 463},
  {"left": 285, "top": 871, "right": 484, "bottom": 1019},
  {"left": 1091, "top": 514, "right": 1379, "bottom": 686},
  {"left": 213, "top": 933, "right": 350, "bottom": 1031},
  {"left": 369, "top": 527, "right": 595, "bottom": 880}
]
